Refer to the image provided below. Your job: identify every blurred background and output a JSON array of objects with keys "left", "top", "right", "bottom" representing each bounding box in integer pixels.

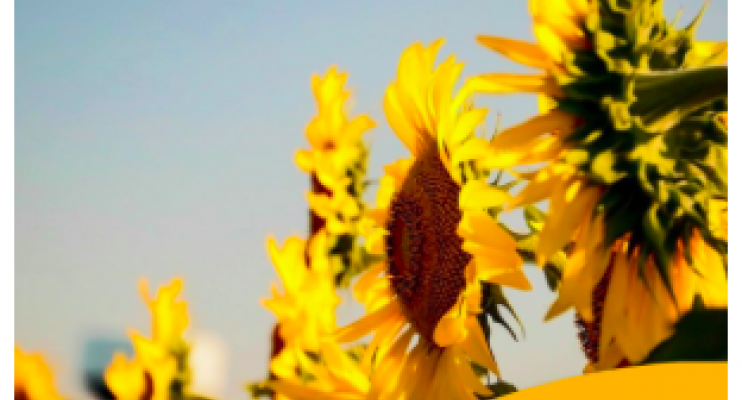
[{"left": 15, "top": 1, "right": 727, "bottom": 398}]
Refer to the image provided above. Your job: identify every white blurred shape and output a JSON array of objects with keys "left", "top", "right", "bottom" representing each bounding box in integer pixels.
[{"left": 188, "top": 331, "right": 228, "bottom": 398}]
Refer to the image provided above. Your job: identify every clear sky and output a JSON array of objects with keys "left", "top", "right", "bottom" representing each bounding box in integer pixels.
[{"left": 16, "top": 1, "right": 727, "bottom": 398}]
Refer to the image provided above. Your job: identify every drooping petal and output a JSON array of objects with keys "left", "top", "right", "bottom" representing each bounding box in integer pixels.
[
  {"left": 336, "top": 300, "right": 402, "bottom": 343},
  {"left": 468, "top": 73, "right": 563, "bottom": 97},
  {"left": 477, "top": 35, "right": 549, "bottom": 69},
  {"left": 490, "top": 109, "right": 576, "bottom": 150}
]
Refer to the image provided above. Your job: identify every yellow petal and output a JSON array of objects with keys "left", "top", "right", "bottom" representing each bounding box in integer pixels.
[
  {"left": 383, "top": 346, "right": 431, "bottom": 400},
  {"left": 538, "top": 94, "right": 558, "bottom": 114},
  {"left": 468, "top": 73, "right": 563, "bottom": 97},
  {"left": 104, "top": 353, "right": 146, "bottom": 400},
  {"left": 434, "top": 303, "right": 468, "bottom": 347},
  {"left": 364, "top": 227, "right": 387, "bottom": 254},
  {"left": 360, "top": 314, "right": 406, "bottom": 373},
  {"left": 449, "top": 107, "right": 488, "bottom": 150},
  {"left": 367, "top": 328, "right": 415, "bottom": 400},
  {"left": 490, "top": 109, "right": 576, "bottom": 150},
  {"left": 429, "top": 56, "right": 464, "bottom": 121},
  {"left": 599, "top": 251, "right": 629, "bottom": 359},
  {"left": 448, "top": 348, "right": 492, "bottom": 396},
  {"left": 383, "top": 88, "right": 424, "bottom": 157},
  {"left": 531, "top": 0, "right": 587, "bottom": 56},
  {"left": 341, "top": 115, "right": 376, "bottom": 144},
  {"left": 294, "top": 149, "right": 316, "bottom": 172},
  {"left": 462, "top": 317, "right": 500, "bottom": 374},
  {"left": 321, "top": 343, "right": 369, "bottom": 394},
  {"left": 269, "top": 380, "right": 337, "bottom": 400},
  {"left": 686, "top": 41, "right": 728, "bottom": 66},
  {"left": 477, "top": 35, "right": 549, "bottom": 69},
  {"left": 458, "top": 180, "right": 511, "bottom": 211},
  {"left": 510, "top": 135, "right": 565, "bottom": 167},
  {"left": 595, "top": 341, "right": 628, "bottom": 371},
  {"left": 267, "top": 236, "right": 307, "bottom": 293},
  {"left": 397, "top": 44, "right": 432, "bottom": 133},
  {"left": 567, "top": 0, "right": 590, "bottom": 16},
  {"left": 480, "top": 266, "right": 532, "bottom": 291},
  {"left": 450, "top": 137, "right": 500, "bottom": 168},
  {"left": 383, "top": 158, "right": 414, "bottom": 182},
  {"left": 537, "top": 182, "right": 599, "bottom": 264},
  {"left": 353, "top": 262, "right": 386, "bottom": 305},
  {"left": 457, "top": 212, "right": 518, "bottom": 251},
  {"left": 336, "top": 300, "right": 401, "bottom": 343},
  {"left": 508, "top": 168, "right": 561, "bottom": 209},
  {"left": 544, "top": 220, "right": 590, "bottom": 321},
  {"left": 533, "top": 23, "right": 570, "bottom": 65},
  {"left": 306, "top": 192, "right": 333, "bottom": 218}
]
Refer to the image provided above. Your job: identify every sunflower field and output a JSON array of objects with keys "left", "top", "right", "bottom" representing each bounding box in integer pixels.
[{"left": 15, "top": 0, "right": 728, "bottom": 399}]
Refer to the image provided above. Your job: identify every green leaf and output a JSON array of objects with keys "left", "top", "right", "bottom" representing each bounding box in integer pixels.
[
  {"left": 544, "top": 264, "right": 563, "bottom": 292},
  {"left": 640, "top": 306, "right": 727, "bottom": 364}
]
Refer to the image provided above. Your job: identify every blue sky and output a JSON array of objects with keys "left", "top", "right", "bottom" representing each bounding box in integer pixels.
[{"left": 16, "top": 1, "right": 727, "bottom": 398}]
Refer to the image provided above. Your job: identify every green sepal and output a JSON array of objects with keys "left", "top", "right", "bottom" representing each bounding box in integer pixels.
[
  {"left": 245, "top": 382, "right": 274, "bottom": 400},
  {"left": 477, "top": 381, "right": 519, "bottom": 399},
  {"left": 481, "top": 282, "right": 524, "bottom": 341},
  {"left": 360, "top": 247, "right": 385, "bottom": 269},
  {"left": 169, "top": 341, "right": 192, "bottom": 400},
  {"left": 523, "top": 205, "right": 546, "bottom": 233}
]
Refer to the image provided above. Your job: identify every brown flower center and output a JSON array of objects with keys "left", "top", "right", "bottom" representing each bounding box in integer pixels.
[
  {"left": 385, "top": 146, "right": 469, "bottom": 343},
  {"left": 15, "top": 388, "right": 30, "bottom": 400},
  {"left": 575, "top": 256, "right": 630, "bottom": 368}
]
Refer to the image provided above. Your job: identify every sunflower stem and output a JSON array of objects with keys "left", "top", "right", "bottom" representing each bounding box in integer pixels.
[{"left": 632, "top": 65, "right": 727, "bottom": 132}]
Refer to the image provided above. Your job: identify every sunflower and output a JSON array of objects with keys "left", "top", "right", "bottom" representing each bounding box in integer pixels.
[
  {"left": 262, "top": 231, "right": 343, "bottom": 381},
  {"left": 337, "top": 40, "right": 531, "bottom": 400},
  {"left": 468, "top": 0, "right": 727, "bottom": 369},
  {"left": 14, "top": 346, "right": 69, "bottom": 400},
  {"left": 104, "top": 278, "right": 187, "bottom": 400}
]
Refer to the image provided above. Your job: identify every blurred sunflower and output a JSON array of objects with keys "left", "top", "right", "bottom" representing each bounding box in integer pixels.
[
  {"left": 337, "top": 40, "right": 531, "bottom": 400},
  {"left": 295, "top": 67, "right": 374, "bottom": 209},
  {"left": 262, "top": 231, "right": 343, "bottom": 381},
  {"left": 468, "top": 0, "right": 727, "bottom": 370},
  {"left": 269, "top": 342, "right": 369, "bottom": 400},
  {"left": 139, "top": 278, "right": 189, "bottom": 350},
  {"left": 105, "top": 337, "right": 177, "bottom": 400},
  {"left": 104, "top": 278, "right": 187, "bottom": 400},
  {"left": 294, "top": 67, "right": 376, "bottom": 286},
  {"left": 15, "top": 346, "right": 68, "bottom": 400}
]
